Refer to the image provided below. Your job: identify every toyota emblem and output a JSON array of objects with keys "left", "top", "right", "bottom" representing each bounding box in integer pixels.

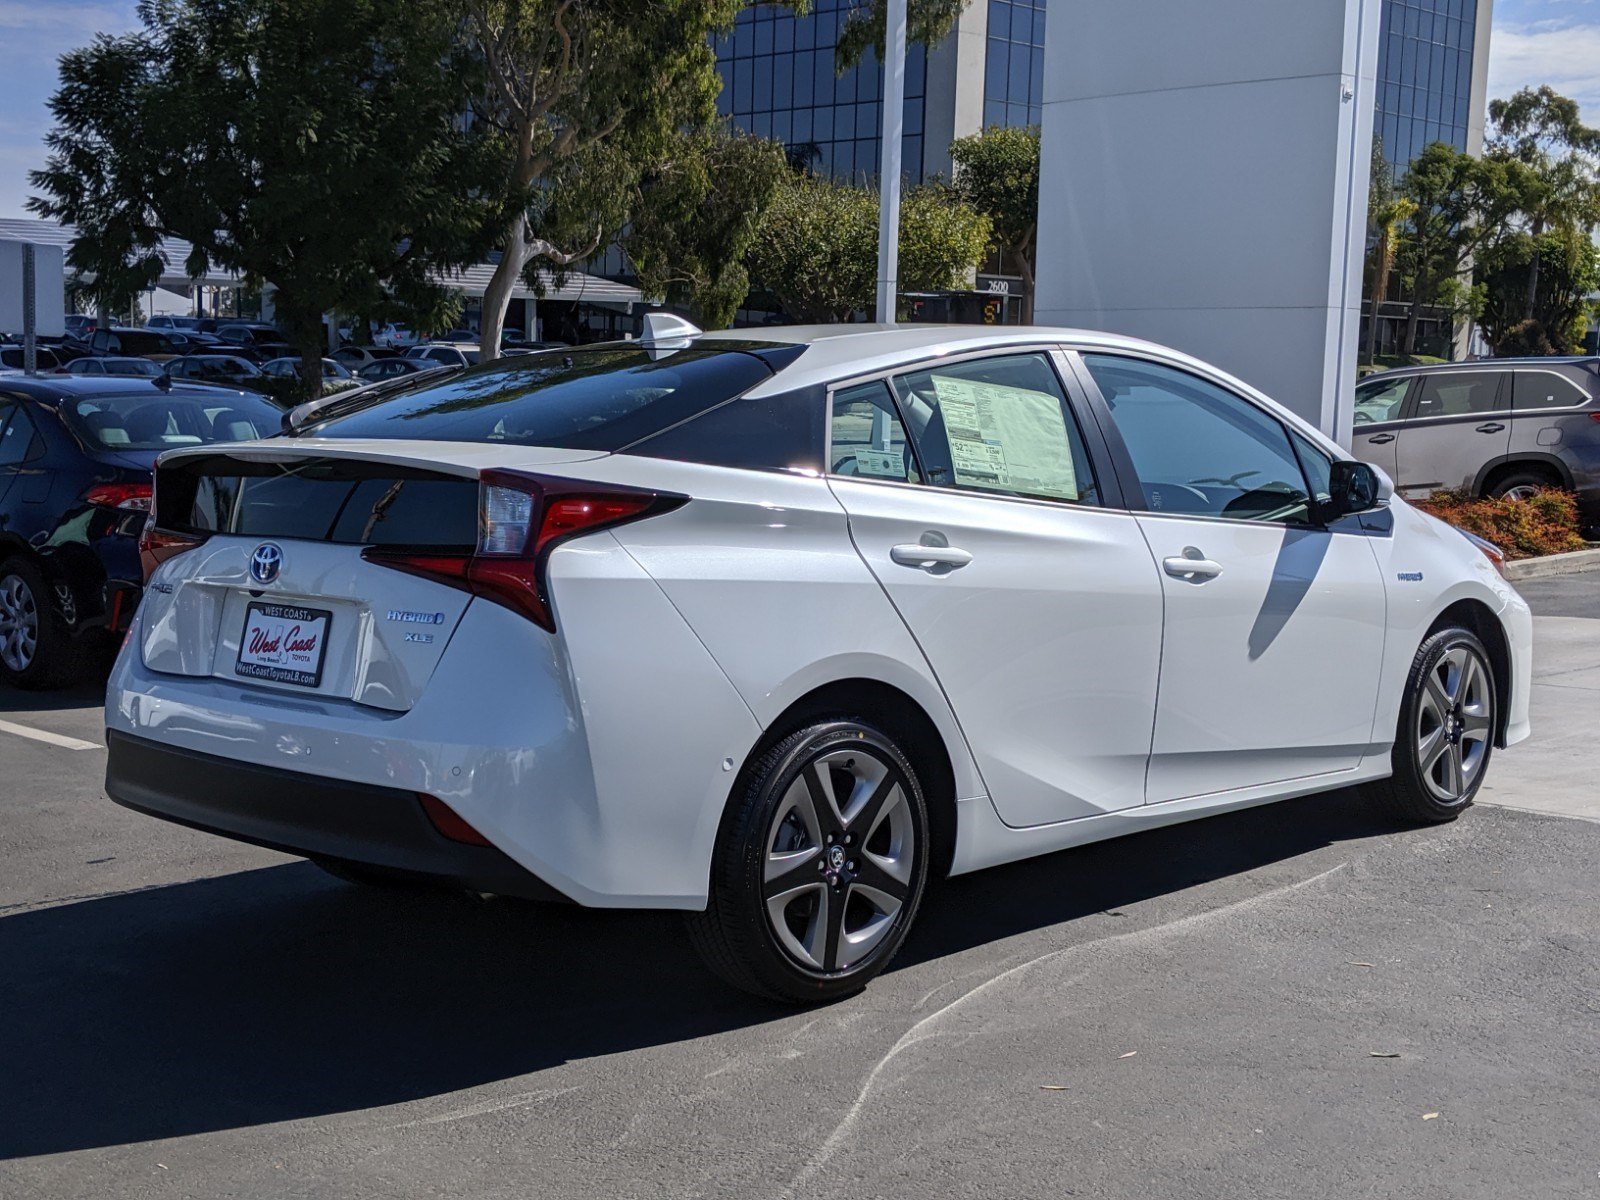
[{"left": 249, "top": 543, "right": 284, "bottom": 585}]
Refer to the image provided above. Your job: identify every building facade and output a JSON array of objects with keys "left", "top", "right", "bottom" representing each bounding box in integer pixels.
[
  {"left": 1373, "top": 0, "right": 1495, "bottom": 176},
  {"left": 707, "top": 0, "right": 1488, "bottom": 330},
  {"left": 712, "top": 0, "right": 1046, "bottom": 186}
]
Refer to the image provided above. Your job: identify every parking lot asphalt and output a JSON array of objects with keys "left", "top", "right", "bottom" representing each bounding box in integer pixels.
[{"left": 2, "top": 574, "right": 1597, "bottom": 1200}]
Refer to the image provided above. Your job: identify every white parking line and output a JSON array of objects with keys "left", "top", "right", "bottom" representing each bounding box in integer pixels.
[{"left": 0, "top": 719, "right": 102, "bottom": 752}]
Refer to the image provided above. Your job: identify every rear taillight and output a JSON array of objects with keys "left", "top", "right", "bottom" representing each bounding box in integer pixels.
[
  {"left": 85, "top": 482, "right": 153, "bottom": 512},
  {"left": 363, "top": 470, "right": 683, "bottom": 631},
  {"left": 138, "top": 524, "right": 209, "bottom": 581}
]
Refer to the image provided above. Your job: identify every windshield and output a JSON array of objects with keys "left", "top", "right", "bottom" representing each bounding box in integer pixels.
[
  {"left": 63, "top": 390, "right": 283, "bottom": 450},
  {"left": 307, "top": 345, "right": 779, "bottom": 450}
]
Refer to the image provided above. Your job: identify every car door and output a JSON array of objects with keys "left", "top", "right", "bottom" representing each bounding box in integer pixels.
[
  {"left": 1350, "top": 373, "right": 1413, "bottom": 481},
  {"left": 1079, "top": 353, "right": 1387, "bottom": 804},
  {"left": 1391, "top": 369, "right": 1511, "bottom": 501},
  {"left": 827, "top": 350, "right": 1165, "bottom": 828}
]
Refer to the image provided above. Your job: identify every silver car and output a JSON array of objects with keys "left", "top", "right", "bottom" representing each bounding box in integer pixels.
[{"left": 1352, "top": 358, "right": 1600, "bottom": 531}]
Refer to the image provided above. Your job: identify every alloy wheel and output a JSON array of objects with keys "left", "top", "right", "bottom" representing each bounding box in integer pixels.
[
  {"left": 1416, "top": 643, "right": 1492, "bottom": 803},
  {"left": 762, "top": 746, "right": 917, "bottom": 975},
  {"left": 1501, "top": 484, "right": 1542, "bottom": 502},
  {"left": 0, "top": 572, "right": 39, "bottom": 673}
]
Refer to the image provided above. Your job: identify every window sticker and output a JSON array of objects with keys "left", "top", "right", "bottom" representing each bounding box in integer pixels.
[
  {"left": 854, "top": 447, "right": 905, "bottom": 478},
  {"left": 931, "top": 376, "right": 1078, "bottom": 499}
]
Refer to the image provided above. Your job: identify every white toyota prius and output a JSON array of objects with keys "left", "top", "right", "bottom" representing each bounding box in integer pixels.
[{"left": 106, "top": 322, "right": 1532, "bottom": 1002}]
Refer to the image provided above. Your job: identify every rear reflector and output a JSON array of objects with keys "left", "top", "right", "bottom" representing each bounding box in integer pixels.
[
  {"left": 419, "top": 794, "right": 492, "bottom": 846},
  {"left": 364, "top": 470, "right": 684, "bottom": 631}
]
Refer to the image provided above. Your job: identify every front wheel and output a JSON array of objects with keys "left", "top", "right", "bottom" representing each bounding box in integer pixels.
[
  {"left": 1367, "top": 626, "right": 1496, "bottom": 824},
  {"left": 688, "top": 719, "right": 930, "bottom": 1004}
]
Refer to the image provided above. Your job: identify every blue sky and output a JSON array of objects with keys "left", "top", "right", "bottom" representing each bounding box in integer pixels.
[{"left": 1, "top": 0, "right": 1597, "bottom": 218}]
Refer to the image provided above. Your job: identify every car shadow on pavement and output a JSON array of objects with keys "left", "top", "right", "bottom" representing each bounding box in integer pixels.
[{"left": 0, "top": 786, "right": 1396, "bottom": 1159}]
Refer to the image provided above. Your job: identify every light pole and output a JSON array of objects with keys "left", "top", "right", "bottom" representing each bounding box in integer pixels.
[{"left": 874, "top": 0, "right": 908, "bottom": 324}]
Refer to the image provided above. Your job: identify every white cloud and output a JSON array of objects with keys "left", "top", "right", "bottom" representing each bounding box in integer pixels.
[{"left": 1488, "top": 19, "right": 1600, "bottom": 123}]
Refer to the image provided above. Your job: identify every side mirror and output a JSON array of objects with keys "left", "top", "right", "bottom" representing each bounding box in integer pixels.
[{"left": 1325, "top": 460, "right": 1389, "bottom": 519}]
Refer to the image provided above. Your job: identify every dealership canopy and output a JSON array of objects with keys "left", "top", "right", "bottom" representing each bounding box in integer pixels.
[{"left": 0, "top": 216, "right": 641, "bottom": 305}]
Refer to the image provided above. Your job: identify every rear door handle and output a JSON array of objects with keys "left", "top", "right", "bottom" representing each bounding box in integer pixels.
[
  {"left": 1163, "top": 551, "right": 1223, "bottom": 581},
  {"left": 1365, "top": 433, "right": 1395, "bottom": 444},
  {"left": 1476, "top": 423, "right": 1505, "bottom": 433},
  {"left": 890, "top": 543, "right": 973, "bottom": 570}
]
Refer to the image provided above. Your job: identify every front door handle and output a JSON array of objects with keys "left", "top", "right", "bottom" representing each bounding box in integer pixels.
[
  {"left": 890, "top": 543, "right": 973, "bottom": 570},
  {"left": 1365, "top": 432, "right": 1396, "bottom": 444},
  {"left": 1163, "top": 549, "right": 1223, "bottom": 581},
  {"left": 1476, "top": 422, "right": 1506, "bottom": 433}
]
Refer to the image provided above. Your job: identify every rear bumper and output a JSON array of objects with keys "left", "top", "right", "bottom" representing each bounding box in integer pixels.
[{"left": 105, "top": 730, "right": 569, "bottom": 901}]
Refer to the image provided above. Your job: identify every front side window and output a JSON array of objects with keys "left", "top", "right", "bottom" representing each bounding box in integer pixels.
[
  {"left": 1413, "top": 372, "right": 1505, "bottom": 420},
  {"left": 1354, "top": 375, "right": 1410, "bottom": 425},
  {"left": 829, "top": 381, "right": 918, "bottom": 483},
  {"left": 890, "top": 352, "right": 1097, "bottom": 504},
  {"left": 1085, "top": 355, "right": 1312, "bottom": 524},
  {"left": 1512, "top": 371, "right": 1590, "bottom": 411}
]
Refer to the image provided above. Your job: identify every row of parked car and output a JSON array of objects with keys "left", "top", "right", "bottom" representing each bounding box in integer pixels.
[{"left": 3, "top": 320, "right": 567, "bottom": 403}]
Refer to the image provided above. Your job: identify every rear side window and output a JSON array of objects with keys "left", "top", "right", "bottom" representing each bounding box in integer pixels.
[
  {"left": 309, "top": 345, "right": 781, "bottom": 450},
  {"left": 0, "top": 402, "right": 24, "bottom": 464},
  {"left": 1512, "top": 371, "right": 1589, "bottom": 411},
  {"left": 1413, "top": 372, "right": 1505, "bottom": 419}
]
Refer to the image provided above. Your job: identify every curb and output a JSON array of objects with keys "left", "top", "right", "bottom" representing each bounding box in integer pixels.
[{"left": 1505, "top": 546, "right": 1600, "bottom": 582}]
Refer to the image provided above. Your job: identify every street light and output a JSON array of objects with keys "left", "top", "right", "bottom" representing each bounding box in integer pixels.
[{"left": 874, "top": 0, "right": 907, "bottom": 325}]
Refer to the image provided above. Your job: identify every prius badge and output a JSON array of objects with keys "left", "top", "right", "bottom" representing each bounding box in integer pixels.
[{"left": 249, "top": 543, "right": 283, "bottom": 585}]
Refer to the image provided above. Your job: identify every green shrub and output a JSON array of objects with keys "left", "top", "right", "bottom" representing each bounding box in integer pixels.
[{"left": 1414, "top": 488, "right": 1586, "bottom": 559}]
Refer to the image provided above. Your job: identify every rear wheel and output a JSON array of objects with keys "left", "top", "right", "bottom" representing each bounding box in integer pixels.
[
  {"left": 0, "top": 559, "right": 88, "bottom": 690},
  {"left": 1488, "top": 469, "right": 1557, "bottom": 503},
  {"left": 688, "top": 718, "right": 930, "bottom": 1004},
  {"left": 1367, "top": 626, "right": 1496, "bottom": 824}
]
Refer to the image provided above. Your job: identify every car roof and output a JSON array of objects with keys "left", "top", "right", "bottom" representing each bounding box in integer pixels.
[
  {"left": 0, "top": 374, "right": 252, "bottom": 402},
  {"left": 1362, "top": 357, "right": 1600, "bottom": 379},
  {"left": 693, "top": 323, "right": 1210, "bottom": 398}
]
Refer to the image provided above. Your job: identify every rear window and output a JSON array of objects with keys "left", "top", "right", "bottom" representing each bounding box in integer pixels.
[
  {"left": 0, "top": 348, "right": 61, "bottom": 369},
  {"left": 62, "top": 391, "right": 283, "bottom": 450},
  {"left": 157, "top": 456, "right": 479, "bottom": 548},
  {"left": 112, "top": 332, "right": 171, "bottom": 355},
  {"left": 307, "top": 344, "right": 783, "bottom": 450}
]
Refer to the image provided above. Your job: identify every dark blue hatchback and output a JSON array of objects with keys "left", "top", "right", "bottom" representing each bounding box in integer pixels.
[{"left": 0, "top": 375, "right": 281, "bottom": 688}]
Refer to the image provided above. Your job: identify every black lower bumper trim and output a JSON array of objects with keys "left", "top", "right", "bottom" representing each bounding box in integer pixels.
[{"left": 105, "top": 731, "right": 569, "bottom": 902}]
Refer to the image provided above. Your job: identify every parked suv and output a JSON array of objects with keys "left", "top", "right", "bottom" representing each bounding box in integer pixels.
[{"left": 1352, "top": 358, "right": 1600, "bottom": 530}]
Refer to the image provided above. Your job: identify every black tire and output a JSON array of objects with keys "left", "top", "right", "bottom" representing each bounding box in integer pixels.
[
  {"left": 1487, "top": 470, "right": 1558, "bottom": 502},
  {"left": 1366, "top": 626, "right": 1496, "bottom": 824},
  {"left": 0, "top": 558, "right": 90, "bottom": 690},
  {"left": 687, "top": 718, "right": 931, "bottom": 1004}
]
